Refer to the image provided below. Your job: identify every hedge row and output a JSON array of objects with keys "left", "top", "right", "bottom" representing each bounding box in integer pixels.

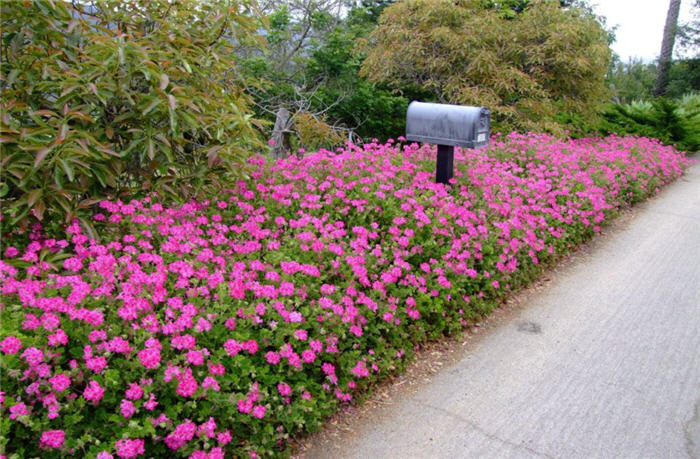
[{"left": 0, "top": 133, "right": 692, "bottom": 457}]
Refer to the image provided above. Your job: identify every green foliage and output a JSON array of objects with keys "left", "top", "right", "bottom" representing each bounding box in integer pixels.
[
  {"left": 607, "top": 58, "right": 657, "bottom": 104},
  {"left": 0, "top": 0, "right": 261, "bottom": 233},
  {"left": 666, "top": 58, "right": 700, "bottom": 98},
  {"left": 242, "top": 0, "right": 409, "bottom": 144},
  {"left": 481, "top": 0, "right": 531, "bottom": 19},
  {"left": 606, "top": 57, "right": 700, "bottom": 104},
  {"left": 305, "top": 19, "right": 410, "bottom": 141},
  {"left": 360, "top": 0, "right": 612, "bottom": 133},
  {"left": 597, "top": 94, "right": 700, "bottom": 152}
]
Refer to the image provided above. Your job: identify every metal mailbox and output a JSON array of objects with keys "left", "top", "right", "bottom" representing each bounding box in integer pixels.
[{"left": 405, "top": 101, "right": 490, "bottom": 184}]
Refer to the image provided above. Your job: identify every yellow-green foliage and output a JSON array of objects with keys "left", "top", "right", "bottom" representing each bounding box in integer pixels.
[
  {"left": 360, "top": 0, "right": 612, "bottom": 132},
  {"left": 294, "top": 112, "right": 346, "bottom": 152}
]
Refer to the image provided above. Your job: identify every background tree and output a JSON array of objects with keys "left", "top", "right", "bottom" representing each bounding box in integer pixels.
[
  {"left": 241, "top": 0, "right": 408, "bottom": 154},
  {"left": 607, "top": 58, "right": 657, "bottom": 104},
  {"left": 654, "top": 0, "right": 683, "bottom": 96},
  {"left": 678, "top": 0, "right": 700, "bottom": 55},
  {"left": 360, "top": 0, "right": 612, "bottom": 133}
]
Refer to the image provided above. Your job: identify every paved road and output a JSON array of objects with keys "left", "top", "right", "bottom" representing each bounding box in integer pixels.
[{"left": 303, "top": 161, "right": 700, "bottom": 459}]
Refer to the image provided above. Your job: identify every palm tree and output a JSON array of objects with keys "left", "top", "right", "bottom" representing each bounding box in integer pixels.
[{"left": 653, "top": 0, "right": 683, "bottom": 96}]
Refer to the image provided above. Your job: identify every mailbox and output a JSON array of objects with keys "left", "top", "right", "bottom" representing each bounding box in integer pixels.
[{"left": 405, "top": 101, "right": 490, "bottom": 183}]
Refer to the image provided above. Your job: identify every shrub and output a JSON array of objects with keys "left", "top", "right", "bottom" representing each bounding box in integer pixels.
[
  {"left": 598, "top": 93, "right": 700, "bottom": 152},
  {"left": 292, "top": 112, "right": 346, "bottom": 153},
  {"left": 0, "top": 0, "right": 261, "bottom": 234},
  {"left": 0, "top": 134, "right": 691, "bottom": 457}
]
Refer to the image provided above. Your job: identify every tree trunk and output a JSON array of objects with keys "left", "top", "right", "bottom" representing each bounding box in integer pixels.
[
  {"left": 271, "top": 107, "right": 292, "bottom": 160},
  {"left": 654, "top": 0, "right": 682, "bottom": 96}
]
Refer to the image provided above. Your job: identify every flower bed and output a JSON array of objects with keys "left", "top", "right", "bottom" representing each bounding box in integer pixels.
[{"left": 0, "top": 133, "right": 692, "bottom": 457}]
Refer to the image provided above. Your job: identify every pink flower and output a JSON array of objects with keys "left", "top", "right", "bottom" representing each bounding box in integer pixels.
[
  {"left": 115, "top": 438, "right": 145, "bottom": 458},
  {"left": 293, "top": 329, "right": 308, "bottom": 340},
  {"left": 0, "top": 336, "right": 21, "bottom": 354},
  {"left": 187, "top": 350, "right": 204, "bottom": 366},
  {"left": 84, "top": 380, "right": 104, "bottom": 404},
  {"left": 97, "top": 451, "right": 114, "bottom": 459},
  {"left": 49, "top": 373, "right": 71, "bottom": 392},
  {"left": 41, "top": 312, "right": 60, "bottom": 331},
  {"left": 241, "top": 339, "right": 258, "bottom": 354},
  {"left": 301, "top": 349, "right": 316, "bottom": 363},
  {"left": 217, "top": 429, "right": 232, "bottom": 445},
  {"left": 321, "top": 362, "right": 335, "bottom": 376},
  {"left": 86, "top": 356, "right": 107, "bottom": 373},
  {"left": 202, "top": 376, "right": 220, "bottom": 392},
  {"left": 195, "top": 317, "right": 212, "bottom": 332},
  {"left": 265, "top": 351, "right": 280, "bottom": 364},
  {"left": 309, "top": 340, "right": 323, "bottom": 353},
  {"left": 125, "top": 383, "right": 143, "bottom": 400},
  {"left": 120, "top": 399, "right": 136, "bottom": 419},
  {"left": 108, "top": 337, "right": 132, "bottom": 354},
  {"left": 170, "top": 334, "right": 196, "bottom": 350},
  {"left": 138, "top": 347, "right": 161, "bottom": 369},
  {"left": 237, "top": 398, "right": 252, "bottom": 414},
  {"left": 63, "top": 257, "right": 83, "bottom": 272},
  {"left": 197, "top": 417, "right": 217, "bottom": 438},
  {"left": 223, "top": 339, "right": 240, "bottom": 356},
  {"left": 164, "top": 420, "right": 196, "bottom": 451},
  {"left": 144, "top": 393, "right": 158, "bottom": 411},
  {"left": 277, "top": 382, "right": 292, "bottom": 397},
  {"left": 208, "top": 362, "right": 225, "bottom": 375},
  {"left": 351, "top": 360, "right": 370, "bottom": 378},
  {"left": 9, "top": 402, "right": 29, "bottom": 419},
  {"left": 40, "top": 429, "right": 65, "bottom": 449},
  {"left": 21, "top": 347, "right": 43, "bottom": 366},
  {"left": 175, "top": 368, "right": 198, "bottom": 398},
  {"left": 252, "top": 405, "right": 266, "bottom": 419},
  {"left": 407, "top": 308, "right": 420, "bottom": 320}
]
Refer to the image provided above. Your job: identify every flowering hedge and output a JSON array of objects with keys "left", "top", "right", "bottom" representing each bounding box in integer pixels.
[{"left": 0, "top": 133, "right": 691, "bottom": 458}]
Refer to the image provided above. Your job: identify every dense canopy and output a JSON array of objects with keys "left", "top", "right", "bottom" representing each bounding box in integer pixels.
[{"left": 360, "top": 0, "right": 612, "bottom": 132}]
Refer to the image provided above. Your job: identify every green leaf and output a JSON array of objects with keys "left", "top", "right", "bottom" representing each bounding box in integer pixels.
[
  {"left": 59, "top": 159, "right": 75, "bottom": 182},
  {"left": 160, "top": 73, "right": 169, "bottom": 91},
  {"left": 142, "top": 98, "right": 160, "bottom": 116},
  {"left": 33, "top": 147, "right": 51, "bottom": 168},
  {"left": 26, "top": 189, "right": 41, "bottom": 207}
]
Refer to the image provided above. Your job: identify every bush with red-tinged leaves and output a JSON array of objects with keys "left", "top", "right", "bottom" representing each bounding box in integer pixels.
[{"left": 0, "top": 133, "right": 692, "bottom": 457}]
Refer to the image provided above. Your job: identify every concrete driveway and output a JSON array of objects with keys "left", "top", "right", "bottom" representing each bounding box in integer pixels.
[{"left": 302, "top": 161, "right": 700, "bottom": 459}]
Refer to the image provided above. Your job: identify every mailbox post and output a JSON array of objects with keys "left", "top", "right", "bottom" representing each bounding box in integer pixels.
[{"left": 405, "top": 102, "right": 490, "bottom": 184}]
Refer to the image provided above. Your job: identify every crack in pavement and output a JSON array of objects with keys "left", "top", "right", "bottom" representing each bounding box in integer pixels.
[
  {"left": 685, "top": 391, "right": 700, "bottom": 459},
  {"left": 417, "top": 401, "right": 555, "bottom": 459}
]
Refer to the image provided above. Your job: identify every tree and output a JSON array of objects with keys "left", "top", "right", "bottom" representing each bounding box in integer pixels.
[
  {"left": 1, "top": 0, "right": 261, "bottom": 232},
  {"left": 654, "top": 0, "right": 683, "bottom": 96},
  {"left": 241, "top": 0, "right": 351, "bottom": 157},
  {"left": 678, "top": 0, "right": 700, "bottom": 57},
  {"left": 242, "top": 0, "right": 408, "bottom": 153},
  {"left": 360, "top": 0, "right": 612, "bottom": 133},
  {"left": 607, "top": 58, "right": 657, "bottom": 104}
]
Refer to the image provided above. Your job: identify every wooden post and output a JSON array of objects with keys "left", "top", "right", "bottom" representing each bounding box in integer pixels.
[
  {"left": 436, "top": 144, "right": 454, "bottom": 184},
  {"left": 271, "top": 107, "right": 292, "bottom": 160}
]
